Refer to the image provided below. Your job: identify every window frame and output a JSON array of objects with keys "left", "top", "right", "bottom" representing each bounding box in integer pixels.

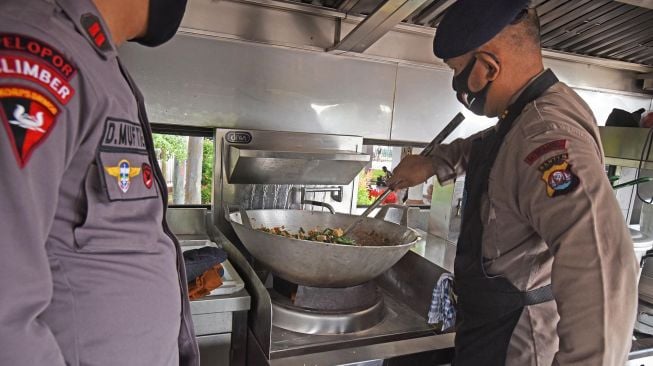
[
  {"left": 150, "top": 123, "right": 215, "bottom": 208},
  {"left": 357, "top": 139, "right": 432, "bottom": 209}
]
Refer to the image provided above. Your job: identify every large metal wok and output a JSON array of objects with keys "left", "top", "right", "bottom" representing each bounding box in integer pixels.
[{"left": 227, "top": 207, "right": 419, "bottom": 287}]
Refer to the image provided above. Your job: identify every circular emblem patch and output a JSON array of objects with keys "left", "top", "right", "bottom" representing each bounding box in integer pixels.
[{"left": 547, "top": 169, "right": 572, "bottom": 191}]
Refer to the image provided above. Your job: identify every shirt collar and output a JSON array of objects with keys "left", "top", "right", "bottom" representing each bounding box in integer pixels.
[
  {"left": 55, "top": 0, "right": 117, "bottom": 59},
  {"left": 508, "top": 69, "right": 548, "bottom": 106}
]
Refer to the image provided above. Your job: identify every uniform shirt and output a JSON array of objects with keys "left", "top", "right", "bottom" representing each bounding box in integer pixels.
[
  {"left": 430, "top": 81, "right": 638, "bottom": 365},
  {"left": 0, "top": 0, "right": 198, "bottom": 365}
]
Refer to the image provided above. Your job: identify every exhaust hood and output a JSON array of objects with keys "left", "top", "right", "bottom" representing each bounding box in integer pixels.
[
  {"left": 220, "top": 129, "right": 371, "bottom": 185},
  {"left": 226, "top": 146, "right": 370, "bottom": 185}
]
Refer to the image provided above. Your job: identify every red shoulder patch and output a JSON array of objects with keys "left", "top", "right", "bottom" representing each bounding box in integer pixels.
[
  {"left": 524, "top": 139, "right": 568, "bottom": 165},
  {"left": 80, "top": 14, "right": 112, "bottom": 52},
  {"left": 0, "top": 86, "right": 59, "bottom": 168}
]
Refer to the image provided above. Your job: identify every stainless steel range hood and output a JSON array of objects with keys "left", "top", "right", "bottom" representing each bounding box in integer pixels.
[{"left": 226, "top": 145, "right": 370, "bottom": 185}]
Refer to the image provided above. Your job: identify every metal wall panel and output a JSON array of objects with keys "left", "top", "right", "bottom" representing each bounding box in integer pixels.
[
  {"left": 574, "top": 89, "right": 652, "bottom": 126},
  {"left": 542, "top": 57, "right": 645, "bottom": 93},
  {"left": 119, "top": 35, "right": 396, "bottom": 139},
  {"left": 119, "top": 33, "right": 651, "bottom": 143},
  {"left": 181, "top": 0, "right": 337, "bottom": 49},
  {"left": 388, "top": 62, "right": 652, "bottom": 143},
  {"left": 390, "top": 64, "right": 495, "bottom": 143}
]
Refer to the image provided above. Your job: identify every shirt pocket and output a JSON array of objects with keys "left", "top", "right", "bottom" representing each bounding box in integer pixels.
[{"left": 73, "top": 153, "right": 161, "bottom": 254}]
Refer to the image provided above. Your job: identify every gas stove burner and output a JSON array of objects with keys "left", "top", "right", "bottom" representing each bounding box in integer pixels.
[{"left": 269, "top": 277, "right": 385, "bottom": 334}]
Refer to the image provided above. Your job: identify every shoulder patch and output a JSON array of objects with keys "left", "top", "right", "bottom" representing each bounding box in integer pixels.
[
  {"left": 0, "top": 53, "right": 75, "bottom": 104},
  {"left": 80, "top": 14, "right": 112, "bottom": 53},
  {"left": 538, "top": 153, "right": 580, "bottom": 198},
  {"left": 0, "top": 34, "right": 76, "bottom": 80},
  {"left": 524, "top": 139, "right": 568, "bottom": 165},
  {"left": 0, "top": 86, "right": 59, "bottom": 168}
]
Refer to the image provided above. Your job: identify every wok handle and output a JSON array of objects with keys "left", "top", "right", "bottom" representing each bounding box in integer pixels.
[
  {"left": 375, "top": 204, "right": 409, "bottom": 227},
  {"left": 223, "top": 204, "right": 253, "bottom": 229}
]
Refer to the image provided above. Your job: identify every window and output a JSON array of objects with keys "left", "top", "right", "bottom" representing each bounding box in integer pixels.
[
  {"left": 151, "top": 125, "right": 214, "bottom": 206},
  {"left": 356, "top": 142, "right": 433, "bottom": 208},
  {"left": 357, "top": 145, "right": 394, "bottom": 206}
]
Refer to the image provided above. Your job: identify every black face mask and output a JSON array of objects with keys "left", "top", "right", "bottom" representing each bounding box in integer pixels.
[
  {"left": 133, "top": 0, "right": 188, "bottom": 47},
  {"left": 452, "top": 53, "right": 497, "bottom": 116}
]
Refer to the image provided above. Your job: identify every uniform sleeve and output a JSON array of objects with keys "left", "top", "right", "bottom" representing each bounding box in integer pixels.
[
  {"left": 429, "top": 128, "right": 490, "bottom": 185},
  {"left": 516, "top": 123, "right": 637, "bottom": 365},
  {"left": 0, "top": 41, "right": 81, "bottom": 364}
]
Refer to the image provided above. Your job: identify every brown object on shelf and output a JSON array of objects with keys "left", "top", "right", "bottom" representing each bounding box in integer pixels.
[{"left": 188, "top": 263, "right": 224, "bottom": 300}]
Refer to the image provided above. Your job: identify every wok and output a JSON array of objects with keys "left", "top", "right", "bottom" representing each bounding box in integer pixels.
[{"left": 226, "top": 207, "right": 419, "bottom": 288}]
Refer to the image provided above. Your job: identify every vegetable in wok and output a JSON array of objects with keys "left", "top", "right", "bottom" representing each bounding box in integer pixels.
[{"left": 258, "top": 226, "right": 357, "bottom": 245}]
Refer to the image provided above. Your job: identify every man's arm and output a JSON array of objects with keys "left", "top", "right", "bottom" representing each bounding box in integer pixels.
[
  {"left": 0, "top": 84, "right": 71, "bottom": 366},
  {"left": 390, "top": 128, "right": 490, "bottom": 189},
  {"left": 516, "top": 123, "right": 637, "bottom": 365},
  {"left": 0, "top": 28, "right": 82, "bottom": 363}
]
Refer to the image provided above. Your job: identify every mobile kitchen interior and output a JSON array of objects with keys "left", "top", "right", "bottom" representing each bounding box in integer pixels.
[{"left": 119, "top": 0, "right": 653, "bottom": 364}]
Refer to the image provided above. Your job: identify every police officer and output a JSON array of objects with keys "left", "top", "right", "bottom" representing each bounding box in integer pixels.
[
  {"left": 0, "top": 0, "right": 197, "bottom": 365},
  {"left": 389, "top": 0, "right": 637, "bottom": 364}
]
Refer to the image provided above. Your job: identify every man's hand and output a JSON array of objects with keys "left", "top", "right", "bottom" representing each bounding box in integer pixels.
[{"left": 387, "top": 155, "right": 436, "bottom": 189}]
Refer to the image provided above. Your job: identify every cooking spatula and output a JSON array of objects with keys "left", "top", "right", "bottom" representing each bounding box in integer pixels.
[{"left": 343, "top": 112, "right": 465, "bottom": 236}]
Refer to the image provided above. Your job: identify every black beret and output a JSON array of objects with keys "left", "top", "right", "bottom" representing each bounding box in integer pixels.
[{"left": 433, "top": 0, "right": 530, "bottom": 60}]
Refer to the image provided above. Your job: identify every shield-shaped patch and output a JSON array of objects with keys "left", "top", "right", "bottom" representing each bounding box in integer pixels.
[{"left": 0, "top": 86, "right": 58, "bottom": 168}]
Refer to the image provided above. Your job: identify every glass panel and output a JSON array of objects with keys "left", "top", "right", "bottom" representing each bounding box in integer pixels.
[
  {"left": 152, "top": 134, "right": 214, "bottom": 205},
  {"left": 356, "top": 144, "right": 433, "bottom": 208}
]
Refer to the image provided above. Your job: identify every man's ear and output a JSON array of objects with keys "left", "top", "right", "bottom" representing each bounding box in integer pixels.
[{"left": 476, "top": 53, "right": 500, "bottom": 81}]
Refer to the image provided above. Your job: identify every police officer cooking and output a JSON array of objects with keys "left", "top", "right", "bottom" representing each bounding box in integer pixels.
[
  {"left": 0, "top": 0, "right": 199, "bottom": 365},
  {"left": 0, "top": 0, "right": 641, "bottom": 364},
  {"left": 389, "top": 0, "right": 637, "bottom": 365}
]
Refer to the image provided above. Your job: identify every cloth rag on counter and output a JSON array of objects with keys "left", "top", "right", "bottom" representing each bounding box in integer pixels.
[
  {"left": 183, "top": 246, "right": 228, "bottom": 283},
  {"left": 428, "top": 273, "right": 456, "bottom": 331},
  {"left": 188, "top": 263, "right": 224, "bottom": 300}
]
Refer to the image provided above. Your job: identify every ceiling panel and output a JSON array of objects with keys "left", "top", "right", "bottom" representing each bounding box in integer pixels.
[{"left": 291, "top": 0, "right": 653, "bottom": 66}]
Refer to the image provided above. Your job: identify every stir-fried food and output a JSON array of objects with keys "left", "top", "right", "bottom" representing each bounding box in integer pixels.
[{"left": 258, "top": 226, "right": 357, "bottom": 245}]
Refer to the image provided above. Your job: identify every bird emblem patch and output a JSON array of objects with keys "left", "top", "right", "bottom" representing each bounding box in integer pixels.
[
  {"left": 105, "top": 159, "right": 141, "bottom": 193},
  {"left": 538, "top": 153, "right": 580, "bottom": 197},
  {"left": 0, "top": 86, "right": 58, "bottom": 168}
]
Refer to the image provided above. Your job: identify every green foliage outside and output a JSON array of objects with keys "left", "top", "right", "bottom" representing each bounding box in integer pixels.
[
  {"left": 153, "top": 134, "right": 188, "bottom": 161},
  {"left": 201, "top": 139, "right": 214, "bottom": 204},
  {"left": 356, "top": 168, "right": 385, "bottom": 206},
  {"left": 152, "top": 134, "right": 214, "bottom": 205}
]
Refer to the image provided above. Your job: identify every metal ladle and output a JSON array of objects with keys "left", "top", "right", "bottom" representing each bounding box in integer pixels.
[{"left": 343, "top": 112, "right": 465, "bottom": 236}]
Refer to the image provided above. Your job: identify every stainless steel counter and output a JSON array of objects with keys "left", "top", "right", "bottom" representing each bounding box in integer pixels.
[
  {"left": 270, "top": 333, "right": 455, "bottom": 366},
  {"left": 269, "top": 288, "right": 440, "bottom": 359},
  {"left": 190, "top": 289, "right": 251, "bottom": 315},
  {"left": 190, "top": 288, "right": 251, "bottom": 366},
  {"left": 178, "top": 235, "right": 252, "bottom": 366},
  {"left": 410, "top": 229, "right": 457, "bottom": 273}
]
